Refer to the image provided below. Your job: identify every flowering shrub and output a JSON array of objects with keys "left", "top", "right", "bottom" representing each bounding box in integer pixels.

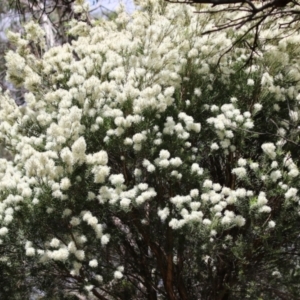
[{"left": 1, "top": 1, "right": 300, "bottom": 299}]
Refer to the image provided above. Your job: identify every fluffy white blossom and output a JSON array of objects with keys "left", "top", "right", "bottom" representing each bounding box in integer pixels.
[
  {"left": 60, "top": 178, "right": 71, "bottom": 190},
  {"left": 26, "top": 247, "right": 36, "bottom": 256},
  {"left": 109, "top": 174, "right": 125, "bottom": 186},
  {"left": 50, "top": 238, "right": 60, "bottom": 248},
  {"left": 71, "top": 136, "right": 87, "bottom": 164},
  {"left": 237, "top": 158, "right": 247, "bottom": 167},
  {"left": 89, "top": 259, "right": 98, "bottom": 268},
  {"left": 0, "top": 227, "right": 8, "bottom": 236},
  {"left": 261, "top": 143, "right": 276, "bottom": 159},
  {"left": 270, "top": 170, "right": 282, "bottom": 182},
  {"left": 159, "top": 150, "right": 171, "bottom": 159},
  {"left": 285, "top": 188, "right": 298, "bottom": 200},
  {"left": 101, "top": 234, "right": 110, "bottom": 245},
  {"left": 114, "top": 270, "right": 123, "bottom": 279},
  {"left": 232, "top": 167, "right": 247, "bottom": 179},
  {"left": 48, "top": 248, "right": 69, "bottom": 261},
  {"left": 158, "top": 207, "right": 170, "bottom": 221},
  {"left": 247, "top": 79, "right": 254, "bottom": 86},
  {"left": 211, "top": 143, "right": 219, "bottom": 150},
  {"left": 203, "top": 180, "right": 213, "bottom": 189},
  {"left": 120, "top": 198, "right": 131, "bottom": 210},
  {"left": 268, "top": 220, "right": 276, "bottom": 228}
]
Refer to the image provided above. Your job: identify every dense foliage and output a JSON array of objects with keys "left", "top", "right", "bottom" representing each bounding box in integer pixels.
[{"left": 1, "top": 1, "right": 300, "bottom": 299}]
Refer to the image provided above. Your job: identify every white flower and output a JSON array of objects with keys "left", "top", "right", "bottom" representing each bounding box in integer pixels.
[
  {"left": 4, "top": 215, "right": 13, "bottom": 224},
  {"left": 109, "top": 174, "right": 125, "bottom": 186},
  {"left": 120, "top": 198, "right": 131, "bottom": 209},
  {"left": 272, "top": 271, "right": 282, "bottom": 278},
  {"left": 210, "top": 105, "right": 219, "bottom": 112},
  {"left": 202, "top": 219, "right": 211, "bottom": 225},
  {"left": 114, "top": 271, "right": 123, "bottom": 279},
  {"left": 211, "top": 143, "right": 219, "bottom": 150},
  {"left": 243, "top": 120, "right": 254, "bottom": 129},
  {"left": 237, "top": 158, "right": 247, "bottom": 167},
  {"left": 90, "top": 150, "right": 108, "bottom": 165},
  {"left": 271, "top": 161, "right": 278, "bottom": 169},
  {"left": 190, "top": 202, "right": 201, "bottom": 210},
  {"left": 247, "top": 79, "right": 254, "bottom": 86},
  {"left": 257, "top": 192, "right": 268, "bottom": 206},
  {"left": 246, "top": 190, "right": 254, "bottom": 197},
  {"left": 158, "top": 159, "right": 170, "bottom": 168},
  {"left": 289, "top": 110, "right": 298, "bottom": 122},
  {"left": 288, "top": 168, "right": 299, "bottom": 178},
  {"left": 138, "top": 183, "right": 148, "bottom": 190},
  {"left": 203, "top": 180, "right": 213, "bottom": 189},
  {"left": 158, "top": 207, "right": 170, "bottom": 221},
  {"left": 236, "top": 188, "right": 246, "bottom": 198},
  {"left": 220, "top": 139, "right": 230, "bottom": 148},
  {"left": 235, "top": 215, "right": 246, "bottom": 227},
  {"left": 147, "top": 164, "right": 156, "bottom": 172},
  {"left": 191, "top": 163, "right": 202, "bottom": 174},
  {"left": 194, "top": 88, "right": 201, "bottom": 96},
  {"left": 268, "top": 220, "right": 276, "bottom": 228},
  {"left": 190, "top": 189, "right": 199, "bottom": 198},
  {"left": 89, "top": 259, "right": 98, "bottom": 268},
  {"left": 85, "top": 285, "right": 94, "bottom": 292},
  {"left": 259, "top": 205, "right": 271, "bottom": 213},
  {"left": 270, "top": 170, "right": 282, "bottom": 182},
  {"left": 95, "top": 275, "right": 103, "bottom": 283},
  {"left": 134, "top": 168, "right": 142, "bottom": 176},
  {"left": 132, "top": 133, "right": 145, "bottom": 144},
  {"left": 49, "top": 248, "right": 69, "bottom": 261},
  {"left": 82, "top": 211, "right": 98, "bottom": 227},
  {"left": 169, "top": 218, "right": 185, "bottom": 229},
  {"left": 101, "top": 234, "right": 110, "bottom": 245},
  {"left": 201, "top": 193, "right": 209, "bottom": 202},
  {"left": 50, "top": 238, "right": 60, "bottom": 248},
  {"left": 32, "top": 198, "right": 39, "bottom": 205},
  {"left": 5, "top": 207, "right": 13, "bottom": 215},
  {"left": 285, "top": 188, "right": 298, "bottom": 199},
  {"left": 26, "top": 247, "right": 35, "bottom": 256},
  {"left": 159, "top": 150, "right": 171, "bottom": 159},
  {"left": 213, "top": 183, "right": 222, "bottom": 192},
  {"left": 253, "top": 103, "right": 262, "bottom": 113},
  {"left": 70, "top": 217, "right": 81, "bottom": 226},
  {"left": 232, "top": 167, "right": 247, "bottom": 179},
  {"left": 221, "top": 216, "right": 231, "bottom": 224},
  {"left": 60, "top": 178, "right": 71, "bottom": 190},
  {"left": 170, "top": 157, "right": 183, "bottom": 167},
  {"left": 71, "top": 136, "right": 86, "bottom": 164},
  {"left": 249, "top": 162, "right": 259, "bottom": 170},
  {"left": 261, "top": 143, "right": 276, "bottom": 159},
  {"left": 213, "top": 204, "right": 223, "bottom": 212},
  {"left": 261, "top": 72, "right": 273, "bottom": 86},
  {"left": 75, "top": 250, "right": 85, "bottom": 261},
  {"left": 68, "top": 242, "right": 77, "bottom": 253}
]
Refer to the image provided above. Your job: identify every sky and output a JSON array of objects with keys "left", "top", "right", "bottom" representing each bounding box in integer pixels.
[{"left": 87, "top": 0, "right": 136, "bottom": 17}]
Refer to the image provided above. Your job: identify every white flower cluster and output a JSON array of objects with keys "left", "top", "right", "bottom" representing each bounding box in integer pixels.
[
  {"left": 261, "top": 143, "right": 276, "bottom": 160},
  {"left": 1, "top": 0, "right": 300, "bottom": 293},
  {"left": 167, "top": 183, "right": 255, "bottom": 230},
  {"left": 207, "top": 103, "right": 254, "bottom": 154},
  {"left": 162, "top": 113, "right": 200, "bottom": 140}
]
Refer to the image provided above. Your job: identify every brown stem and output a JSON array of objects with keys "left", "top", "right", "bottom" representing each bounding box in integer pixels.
[
  {"left": 176, "top": 236, "right": 188, "bottom": 300},
  {"left": 131, "top": 211, "right": 177, "bottom": 300},
  {"left": 92, "top": 288, "right": 110, "bottom": 300}
]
